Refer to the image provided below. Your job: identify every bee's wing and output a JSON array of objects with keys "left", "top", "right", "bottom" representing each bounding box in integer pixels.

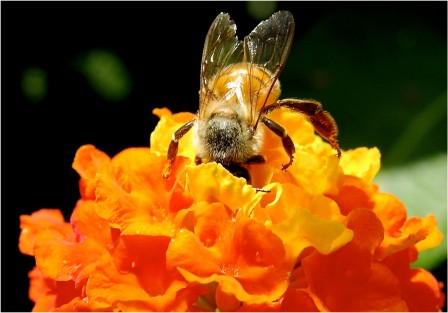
[
  {"left": 244, "top": 11, "right": 295, "bottom": 127},
  {"left": 199, "top": 13, "right": 244, "bottom": 119}
]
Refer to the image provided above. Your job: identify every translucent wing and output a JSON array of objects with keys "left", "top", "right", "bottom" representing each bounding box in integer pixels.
[
  {"left": 199, "top": 11, "right": 295, "bottom": 126},
  {"left": 244, "top": 11, "right": 295, "bottom": 127},
  {"left": 199, "top": 13, "right": 244, "bottom": 119}
]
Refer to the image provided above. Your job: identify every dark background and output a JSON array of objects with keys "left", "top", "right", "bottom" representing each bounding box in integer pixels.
[{"left": 2, "top": 2, "right": 446, "bottom": 311}]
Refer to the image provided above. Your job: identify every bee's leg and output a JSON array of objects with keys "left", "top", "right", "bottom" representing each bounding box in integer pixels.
[
  {"left": 163, "top": 119, "right": 196, "bottom": 179},
  {"left": 262, "top": 99, "right": 341, "bottom": 157},
  {"left": 195, "top": 155, "right": 203, "bottom": 165},
  {"left": 244, "top": 155, "right": 265, "bottom": 164},
  {"left": 261, "top": 117, "right": 295, "bottom": 171}
]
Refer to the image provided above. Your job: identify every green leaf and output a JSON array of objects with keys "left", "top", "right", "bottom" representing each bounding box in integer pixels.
[{"left": 374, "top": 153, "right": 447, "bottom": 270}]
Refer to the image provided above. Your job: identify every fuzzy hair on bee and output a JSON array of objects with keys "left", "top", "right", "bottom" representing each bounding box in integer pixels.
[
  {"left": 163, "top": 11, "right": 341, "bottom": 186},
  {"left": 193, "top": 103, "right": 264, "bottom": 165}
]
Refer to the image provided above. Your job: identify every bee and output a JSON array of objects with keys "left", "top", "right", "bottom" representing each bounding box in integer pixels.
[{"left": 163, "top": 11, "right": 341, "bottom": 184}]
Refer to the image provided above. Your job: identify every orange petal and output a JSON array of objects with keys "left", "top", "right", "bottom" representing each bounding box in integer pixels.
[
  {"left": 404, "top": 268, "right": 446, "bottom": 311},
  {"left": 328, "top": 175, "right": 375, "bottom": 216},
  {"left": 167, "top": 203, "right": 233, "bottom": 277},
  {"left": 216, "top": 284, "right": 242, "bottom": 312},
  {"left": 152, "top": 107, "right": 172, "bottom": 118},
  {"left": 116, "top": 235, "right": 181, "bottom": 297},
  {"left": 34, "top": 200, "right": 111, "bottom": 283},
  {"left": 303, "top": 252, "right": 408, "bottom": 311},
  {"left": 169, "top": 178, "right": 194, "bottom": 214},
  {"left": 28, "top": 267, "right": 82, "bottom": 312},
  {"left": 72, "top": 144, "right": 110, "bottom": 200},
  {"left": 168, "top": 205, "right": 290, "bottom": 304},
  {"left": 372, "top": 191, "right": 407, "bottom": 236},
  {"left": 86, "top": 236, "right": 197, "bottom": 312},
  {"left": 95, "top": 148, "right": 175, "bottom": 236},
  {"left": 346, "top": 208, "right": 384, "bottom": 255},
  {"left": 29, "top": 266, "right": 56, "bottom": 311},
  {"left": 238, "top": 301, "right": 281, "bottom": 311},
  {"left": 301, "top": 209, "right": 409, "bottom": 311},
  {"left": 329, "top": 208, "right": 384, "bottom": 281},
  {"left": 384, "top": 247, "right": 445, "bottom": 311},
  {"left": 70, "top": 200, "right": 111, "bottom": 248},
  {"left": 213, "top": 212, "right": 291, "bottom": 302},
  {"left": 19, "top": 209, "right": 68, "bottom": 256},
  {"left": 53, "top": 297, "right": 90, "bottom": 312},
  {"left": 280, "top": 288, "right": 319, "bottom": 312}
]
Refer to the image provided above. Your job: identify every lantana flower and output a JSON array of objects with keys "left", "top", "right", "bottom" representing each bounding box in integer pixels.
[{"left": 19, "top": 107, "right": 445, "bottom": 311}]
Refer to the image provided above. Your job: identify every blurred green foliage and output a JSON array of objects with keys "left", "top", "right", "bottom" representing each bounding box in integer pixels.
[
  {"left": 21, "top": 67, "right": 47, "bottom": 103},
  {"left": 280, "top": 7, "right": 446, "bottom": 168},
  {"left": 246, "top": 1, "right": 278, "bottom": 20},
  {"left": 385, "top": 92, "right": 447, "bottom": 165},
  {"left": 76, "top": 49, "right": 132, "bottom": 102}
]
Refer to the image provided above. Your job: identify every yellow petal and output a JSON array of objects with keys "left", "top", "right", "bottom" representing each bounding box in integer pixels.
[
  {"left": 339, "top": 147, "right": 381, "bottom": 182},
  {"left": 186, "top": 163, "right": 263, "bottom": 214},
  {"left": 150, "top": 109, "right": 196, "bottom": 160},
  {"left": 263, "top": 183, "right": 353, "bottom": 263},
  {"left": 410, "top": 214, "right": 443, "bottom": 252},
  {"left": 376, "top": 214, "right": 443, "bottom": 260},
  {"left": 287, "top": 150, "right": 340, "bottom": 195}
]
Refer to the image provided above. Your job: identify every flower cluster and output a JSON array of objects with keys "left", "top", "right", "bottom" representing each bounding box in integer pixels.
[{"left": 19, "top": 107, "right": 445, "bottom": 311}]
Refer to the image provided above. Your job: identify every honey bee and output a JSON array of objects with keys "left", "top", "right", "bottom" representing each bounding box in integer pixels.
[{"left": 163, "top": 11, "right": 341, "bottom": 184}]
